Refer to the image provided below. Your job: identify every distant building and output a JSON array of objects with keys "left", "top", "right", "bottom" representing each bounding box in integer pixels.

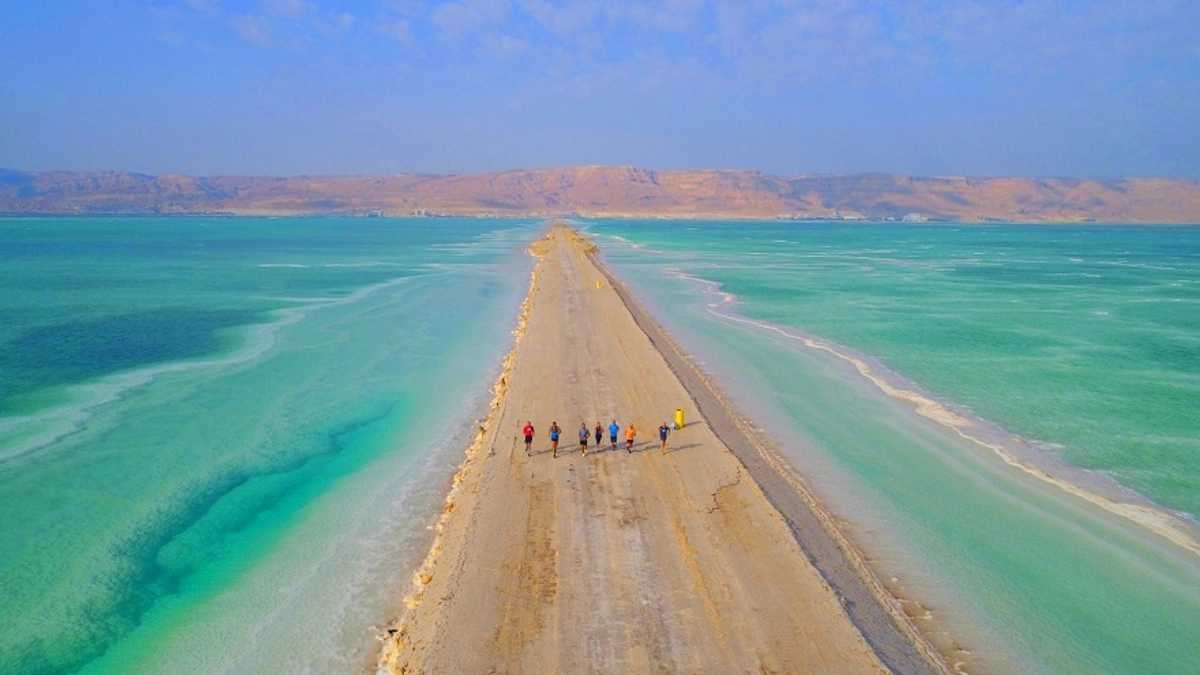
[{"left": 901, "top": 212, "right": 927, "bottom": 222}]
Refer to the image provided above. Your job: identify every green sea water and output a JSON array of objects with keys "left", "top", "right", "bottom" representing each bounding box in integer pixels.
[
  {"left": 589, "top": 220, "right": 1200, "bottom": 675},
  {"left": 0, "top": 217, "right": 537, "bottom": 675}
]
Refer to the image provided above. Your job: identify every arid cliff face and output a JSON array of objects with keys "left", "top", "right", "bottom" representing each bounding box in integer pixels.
[{"left": 2, "top": 166, "right": 1198, "bottom": 222}]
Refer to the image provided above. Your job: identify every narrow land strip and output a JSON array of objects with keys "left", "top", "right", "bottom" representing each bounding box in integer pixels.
[
  {"left": 596, "top": 244, "right": 949, "bottom": 675},
  {"left": 380, "top": 224, "right": 948, "bottom": 674}
]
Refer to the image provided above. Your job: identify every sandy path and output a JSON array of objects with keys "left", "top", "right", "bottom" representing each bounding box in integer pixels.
[{"left": 381, "top": 225, "right": 942, "bottom": 674}]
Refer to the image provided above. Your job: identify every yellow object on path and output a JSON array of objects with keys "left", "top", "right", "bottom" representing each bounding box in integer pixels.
[
  {"left": 596, "top": 280, "right": 602, "bottom": 289},
  {"left": 675, "top": 408, "right": 685, "bottom": 429}
]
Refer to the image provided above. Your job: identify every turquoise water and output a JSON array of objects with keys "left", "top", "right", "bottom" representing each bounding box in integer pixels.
[
  {"left": 589, "top": 221, "right": 1200, "bottom": 675},
  {"left": 0, "top": 217, "right": 536, "bottom": 675},
  {"left": 6, "top": 217, "right": 1198, "bottom": 675}
]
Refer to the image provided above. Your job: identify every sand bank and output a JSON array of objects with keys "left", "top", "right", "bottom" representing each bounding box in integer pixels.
[{"left": 378, "top": 224, "right": 948, "bottom": 674}]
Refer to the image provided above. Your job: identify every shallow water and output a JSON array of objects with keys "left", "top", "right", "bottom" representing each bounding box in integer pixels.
[
  {"left": 589, "top": 220, "right": 1200, "bottom": 675},
  {"left": 0, "top": 217, "right": 537, "bottom": 675}
]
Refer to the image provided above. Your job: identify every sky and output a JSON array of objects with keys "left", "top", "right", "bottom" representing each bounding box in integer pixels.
[{"left": 1, "top": 0, "right": 1198, "bottom": 178}]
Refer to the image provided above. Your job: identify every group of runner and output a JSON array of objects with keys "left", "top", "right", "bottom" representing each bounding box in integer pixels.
[{"left": 522, "top": 419, "right": 671, "bottom": 459}]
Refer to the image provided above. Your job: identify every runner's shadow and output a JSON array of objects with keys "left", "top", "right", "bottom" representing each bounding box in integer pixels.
[
  {"left": 628, "top": 441, "right": 676, "bottom": 454},
  {"left": 661, "top": 443, "right": 701, "bottom": 455}
]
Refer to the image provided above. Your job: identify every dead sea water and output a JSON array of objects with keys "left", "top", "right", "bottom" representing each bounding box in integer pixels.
[
  {"left": 0, "top": 217, "right": 536, "bottom": 675},
  {"left": 589, "top": 220, "right": 1200, "bottom": 675}
]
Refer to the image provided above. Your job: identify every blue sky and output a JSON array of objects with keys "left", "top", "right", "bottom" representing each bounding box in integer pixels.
[{"left": 1, "top": 0, "right": 1197, "bottom": 177}]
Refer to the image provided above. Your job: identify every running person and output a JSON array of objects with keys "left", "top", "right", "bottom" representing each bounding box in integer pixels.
[
  {"left": 594, "top": 422, "right": 603, "bottom": 448},
  {"left": 522, "top": 421, "right": 534, "bottom": 456},
  {"left": 578, "top": 423, "right": 590, "bottom": 456},
  {"left": 608, "top": 420, "right": 620, "bottom": 451},
  {"left": 549, "top": 422, "right": 561, "bottom": 458},
  {"left": 658, "top": 421, "right": 670, "bottom": 454},
  {"left": 625, "top": 423, "right": 636, "bottom": 453}
]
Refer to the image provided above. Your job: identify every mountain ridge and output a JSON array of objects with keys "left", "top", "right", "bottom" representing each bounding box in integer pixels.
[{"left": 2, "top": 166, "right": 1198, "bottom": 222}]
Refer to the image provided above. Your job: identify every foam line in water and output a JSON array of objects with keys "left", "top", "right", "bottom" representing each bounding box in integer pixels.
[{"left": 674, "top": 268, "right": 1200, "bottom": 558}]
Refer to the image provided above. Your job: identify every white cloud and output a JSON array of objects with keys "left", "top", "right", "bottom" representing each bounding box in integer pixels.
[
  {"left": 263, "top": 0, "right": 316, "bottom": 19},
  {"left": 377, "top": 18, "right": 414, "bottom": 43},
  {"left": 186, "top": 0, "right": 222, "bottom": 15},
  {"left": 483, "top": 34, "right": 529, "bottom": 58},
  {"left": 622, "top": 0, "right": 705, "bottom": 33},
  {"left": 516, "top": 0, "right": 600, "bottom": 38},
  {"left": 469, "top": 0, "right": 513, "bottom": 22},
  {"left": 312, "top": 12, "right": 355, "bottom": 37},
  {"left": 231, "top": 13, "right": 272, "bottom": 45},
  {"left": 431, "top": 2, "right": 485, "bottom": 37},
  {"left": 356, "top": 0, "right": 1200, "bottom": 100},
  {"left": 688, "top": 0, "right": 1200, "bottom": 90},
  {"left": 380, "top": 0, "right": 426, "bottom": 16}
]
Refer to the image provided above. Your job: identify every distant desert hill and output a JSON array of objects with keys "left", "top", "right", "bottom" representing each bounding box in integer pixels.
[{"left": 2, "top": 166, "right": 1199, "bottom": 222}]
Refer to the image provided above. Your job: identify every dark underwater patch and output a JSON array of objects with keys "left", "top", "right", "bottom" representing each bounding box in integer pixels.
[{"left": 0, "top": 308, "right": 262, "bottom": 409}]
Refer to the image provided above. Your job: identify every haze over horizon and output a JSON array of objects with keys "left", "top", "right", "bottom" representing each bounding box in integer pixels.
[{"left": 2, "top": 1, "right": 1198, "bottom": 179}]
